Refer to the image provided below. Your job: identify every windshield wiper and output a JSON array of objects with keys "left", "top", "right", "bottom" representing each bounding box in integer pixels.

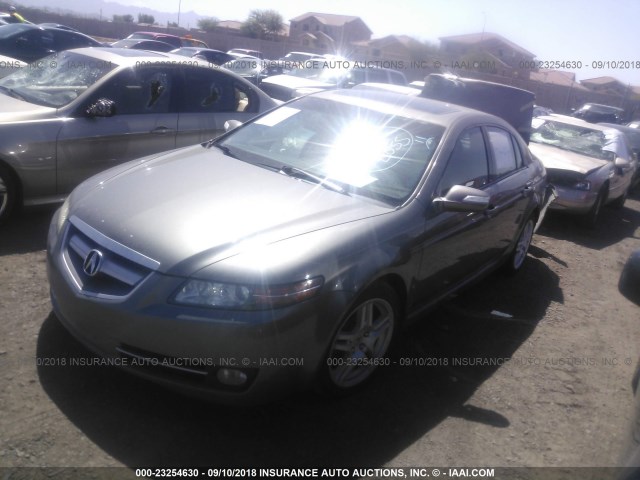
[
  {"left": 208, "top": 143, "right": 237, "bottom": 158},
  {"left": 278, "top": 165, "right": 348, "bottom": 195}
]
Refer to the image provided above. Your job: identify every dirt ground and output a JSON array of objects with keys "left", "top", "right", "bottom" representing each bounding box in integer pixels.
[{"left": 1, "top": 190, "right": 639, "bottom": 477}]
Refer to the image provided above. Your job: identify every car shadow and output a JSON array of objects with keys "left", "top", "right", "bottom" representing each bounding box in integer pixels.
[
  {"left": 537, "top": 199, "right": 640, "bottom": 250},
  {"left": 0, "top": 206, "right": 57, "bottom": 256},
  {"left": 36, "top": 255, "right": 561, "bottom": 468}
]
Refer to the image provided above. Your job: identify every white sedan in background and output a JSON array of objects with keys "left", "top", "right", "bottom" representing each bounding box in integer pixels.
[{"left": 529, "top": 115, "right": 637, "bottom": 226}]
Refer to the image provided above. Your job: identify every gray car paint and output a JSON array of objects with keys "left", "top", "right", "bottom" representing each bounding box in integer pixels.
[
  {"left": 47, "top": 89, "right": 550, "bottom": 404},
  {"left": 0, "top": 47, "right": 276, "bottom": 217}
]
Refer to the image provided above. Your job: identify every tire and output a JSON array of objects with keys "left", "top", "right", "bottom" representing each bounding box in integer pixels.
[
  {"left": 0, "top": 163, "right": 18, "bottom": 225},
  {"left": 503, "top": 217, "right": 535, "bottom": 274},
  {"left": 584, "top": 188, "right": 605, "bottom": 228},
  {"left": 609, "top": 189, "right": 627, "bottom": 209},
  {"left": 318, "top": 282, "right": 399, "bottom": 395}
]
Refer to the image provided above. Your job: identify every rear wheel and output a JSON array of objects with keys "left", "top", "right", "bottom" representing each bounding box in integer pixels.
[
  {"left": 318, "top": 283, "right": 398, "bottom": 395},
  {"left": 504, "top": 217, "right": 535, "bottom": 274},
  {"left": 0, "top": 164, "right": 18, "bottom": 225}
]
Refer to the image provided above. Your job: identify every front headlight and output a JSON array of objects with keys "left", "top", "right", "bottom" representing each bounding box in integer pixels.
[
  {"left": 56, "top": 196, "right": 70, "bottom": 233},
  {"left": 573, "top": 180, "right": 591, "bottom": 191},
  {"left": 172, "top": 276, "right": 324, "bottom": 310}
]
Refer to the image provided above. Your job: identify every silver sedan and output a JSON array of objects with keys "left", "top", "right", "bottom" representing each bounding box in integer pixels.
[
  {"left": 47, "top": 89, "right": 552, "bottom": 404},
  {"left": 0, "top": 47, "right": 276, "bottom": 223}
]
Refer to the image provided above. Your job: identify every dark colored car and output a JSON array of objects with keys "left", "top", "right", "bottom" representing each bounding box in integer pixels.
[
  {"left": 111, "top": 38, "right": 175, "bottom": 53},
  {"left": 618, "top": 250, "right": 640, "bottom": 478},
  {"left": 39, "top": 23, "right": 79, "bottom": 32},
  {"left": 619, "top": 250, "right": 640, "bottom": 306},
  {"left": 573, "top": 103, "right": 625, "bottom": 124},
  {"left": 171, "top": 47, "right": 235, "bottom": 66},
  {"left": 47, "top": 88, "right": 553, "bottom": 404},
  {"left": 0, "top": 23, "right": 101, "bottom": 62}
]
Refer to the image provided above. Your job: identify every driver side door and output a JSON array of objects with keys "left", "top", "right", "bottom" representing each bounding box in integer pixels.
[{"left": 56, "top": 65, "right": 178, "bottom": 195}]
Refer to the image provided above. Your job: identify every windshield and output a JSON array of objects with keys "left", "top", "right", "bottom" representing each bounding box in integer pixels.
[
  {"left": 0, "top": 51, "right": 117, "bottom": 108},
  {"left": 217, "top": 96, "right": 444, "bottom": 206},
  {"left": 530, "top": 119, "right": 615, "bottom": 161}
]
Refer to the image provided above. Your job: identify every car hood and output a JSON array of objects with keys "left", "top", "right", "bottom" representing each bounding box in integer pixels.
[
  {"left": 0, "top": 93, "right": 57, "bottom": 122},
  {"left": 528, "top": 142, "right": 607, "bottom": 175},
  {"left": 70, "top": 145, "right": 390, "bottom": 275}
]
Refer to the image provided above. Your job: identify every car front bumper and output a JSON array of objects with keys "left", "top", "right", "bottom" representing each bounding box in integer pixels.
[
  {"left": 547, "top": 184, "right": 598, "bottom": 214},
  {"left": 46, "top": 213, "right": 350, "bottom": 405}
]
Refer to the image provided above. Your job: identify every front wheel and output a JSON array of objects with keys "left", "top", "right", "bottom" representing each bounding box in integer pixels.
[
  {"left": 318, "top": 283, "right": 399, "bottom": 395},
  {"left": 0, "top": 164, "right": 18, "bottom": 225},
  {"left": 584, "top": 188, "right": 605, "bottom": 228}
]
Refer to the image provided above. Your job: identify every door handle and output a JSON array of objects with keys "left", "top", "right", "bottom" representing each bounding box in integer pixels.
[{"left": 151, "top": 126, "right": 174, "bottom": 135}]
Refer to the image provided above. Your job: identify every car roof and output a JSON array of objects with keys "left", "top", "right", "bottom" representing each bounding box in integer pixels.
[
  {"left": 130, "top": 31, "right": 180, "bottom": 38},
  {"left": 174, "top": 46, "right": 226, "bottom": 54},
  {"left": 540, "top": 114, "right": 619, "bottom": 132},
  {"left": 579, "top": 103, "right": 624, "bottom": 112}
]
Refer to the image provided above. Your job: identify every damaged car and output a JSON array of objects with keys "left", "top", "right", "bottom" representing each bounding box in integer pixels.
[
  {"left": 528, "top": 115, "right": 636, "bottom": 226},
  {"left": 0, "top": 47, "right": 276, "bottom": 223}
]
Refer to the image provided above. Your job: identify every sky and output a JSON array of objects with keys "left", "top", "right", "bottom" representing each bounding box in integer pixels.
[{"left": 106, "top": 0, "right": 640, "bottom": 85}]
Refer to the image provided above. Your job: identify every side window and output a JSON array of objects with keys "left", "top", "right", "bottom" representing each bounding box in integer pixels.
[
  {"left": 180, "top": 68, "right": 258, "bottom": 113},
  {"left": 486, "top": 127, "right": 519, "bottom": 178},
  {"left": 53, "top": 31, "right": 91, "bottom": 50},
  {"left": 90, "top": 67, "right": 172, "bottom": 115},
  {"left": 437, "top": 127, "right": 489, "bottom": 196},
  {"left": 16, "top": 30, "right": 52, "bottom": 51}
]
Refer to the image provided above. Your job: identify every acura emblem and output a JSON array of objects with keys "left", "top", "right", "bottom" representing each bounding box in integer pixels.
[{"left": 83, "top": 249, "right": 104, "bottom": 277}]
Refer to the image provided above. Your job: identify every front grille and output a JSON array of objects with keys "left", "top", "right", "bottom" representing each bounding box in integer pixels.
[{"left": 62, "top": 216, "right": 159, "bottom": 298}]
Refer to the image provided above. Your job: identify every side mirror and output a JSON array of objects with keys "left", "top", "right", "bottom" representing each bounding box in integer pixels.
[
  {"left": 224, "top": 120, "right": 242, "bottom": 132},
  {"left": 614, "top": 157, "right": 631, "bottom": 169},
  {"left": 85, "top": 98, "right": 116, "bottom": 118},
  {"left": 433, "top": 185, "right": 491, "bottom": 212}
]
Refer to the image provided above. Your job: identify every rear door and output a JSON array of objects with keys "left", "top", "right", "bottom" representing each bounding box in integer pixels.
[{"left": 175, "top": 66, "right": 263, "bottom": 147}]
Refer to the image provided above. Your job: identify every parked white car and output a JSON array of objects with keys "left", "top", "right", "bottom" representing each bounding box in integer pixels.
[{"left": 529, "top": 115, "right": 637, "bottom": 226}]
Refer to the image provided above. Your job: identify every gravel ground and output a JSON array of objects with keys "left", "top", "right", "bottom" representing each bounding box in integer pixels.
[{"left": 1, "top": 190, "right": 639, "bottom": 477}]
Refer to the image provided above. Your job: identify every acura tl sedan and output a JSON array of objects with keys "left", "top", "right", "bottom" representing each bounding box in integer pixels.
[
  {"left": 528, "top": 115, "right": 636, "bottom": 226},
  {"left": 47, "top": 88, "right": 552, "bottom": 404},
  {"left": 0, "top": 47, "right": 276, "bottom": 223}
]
